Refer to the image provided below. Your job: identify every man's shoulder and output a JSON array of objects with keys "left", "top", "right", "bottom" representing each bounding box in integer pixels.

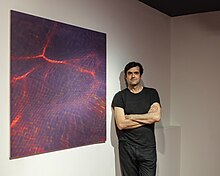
[
  {"left": 114, "top": 88, "right": 128, "bottom": 95},
  {"left": 112, "top": 88, "right": 129, "bottom": 102},
  {"left": 112, "top": 89, "right": 128, "bottom": 108},
  {"left": 143, "top": 87, "right": 158, "bottom": 92},
  {"left": 143, "top": 87, "right": 160, "bottom": 103},
  {"left": 143, "top": 87, "right": 160, "bottom": 98}
]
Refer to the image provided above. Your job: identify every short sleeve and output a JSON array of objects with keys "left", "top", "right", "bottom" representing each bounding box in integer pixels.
[
  {"left": 111, "top": 91, "right": 124, "bottom": 109},
  {"left": 150, "top": 89, "right": 160, "bottom": 105}
]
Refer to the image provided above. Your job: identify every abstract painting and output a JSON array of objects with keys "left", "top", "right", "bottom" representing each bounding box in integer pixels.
[{"left": 10, "top": 10, "right": 106, "bottom": 159}]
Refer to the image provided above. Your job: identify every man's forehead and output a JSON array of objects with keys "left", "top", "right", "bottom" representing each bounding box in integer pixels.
[{"left": 127, "top": 66, "right": 140, "bottom": 72}]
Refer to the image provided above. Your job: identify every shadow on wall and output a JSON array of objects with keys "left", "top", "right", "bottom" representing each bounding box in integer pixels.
[
  {"left": 110, "top": 70, "right": 166, "bottom": 176},
  {"left": 110, "top": 113, "right": 121, "bottom": 176}
]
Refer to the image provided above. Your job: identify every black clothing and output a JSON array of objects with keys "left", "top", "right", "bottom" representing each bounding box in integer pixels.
[
  {"left": 119, "top": 141, "right": 157, "bottom": 176},
  {"left": 111, "top": 87, "right": 160, "bottom": 176},
  {"left": 112, "top": 87, "right": 160, "bottom": 146}
]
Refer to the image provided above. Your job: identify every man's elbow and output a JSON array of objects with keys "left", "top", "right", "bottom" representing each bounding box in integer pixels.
[
  {"left": 117, "top": 123, "right": 126, "bottom": 130},
  {"left": 154, "top": 109, "right": 161, "bottom": 122},
  {"left": 155, "top": 117, "right": 161, "bottom": 122},
  {"left": 154, "top": 115, "right": 161, "bottom": 122}
]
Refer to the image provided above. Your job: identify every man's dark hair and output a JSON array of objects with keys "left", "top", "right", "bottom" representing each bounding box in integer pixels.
[{"left": 124, "top": 61, "right": 144, "bottom": 76}]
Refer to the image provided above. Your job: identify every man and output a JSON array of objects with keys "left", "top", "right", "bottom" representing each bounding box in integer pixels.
[{"left": 111, "top": 61, "right": 161, "bottom": 176}]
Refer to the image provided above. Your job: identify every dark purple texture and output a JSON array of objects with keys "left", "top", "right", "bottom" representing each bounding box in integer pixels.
[{"left": 10, "top": 10, "right": 106, "bottom": 159}]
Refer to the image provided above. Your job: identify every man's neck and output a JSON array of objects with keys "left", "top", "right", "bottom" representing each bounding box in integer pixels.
[{"left": 128, "top": 85, "right": 143, "bottom": 94}]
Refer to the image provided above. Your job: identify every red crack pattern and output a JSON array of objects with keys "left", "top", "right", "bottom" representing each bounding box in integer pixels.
[{"left": 10, "top": 10, "right": 106, "bottom": 159}]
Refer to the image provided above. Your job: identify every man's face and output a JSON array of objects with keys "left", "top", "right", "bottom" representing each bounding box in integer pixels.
[{"left": 125, "top": 66, "right": 141, "bottom": 87}]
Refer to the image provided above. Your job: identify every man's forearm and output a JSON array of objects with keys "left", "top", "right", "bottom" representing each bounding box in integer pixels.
[
  {"left": 113, "top": 104, "right": 161, "bottom": 130},
  {"left": 117, "top": 118, "right": 145, "bottom": 129},
  {"left": 126, "top": 102, "right": 161, "bottom": 124},
  {"left": 126, "top": 111, "right": 160, "bottom": 124}
]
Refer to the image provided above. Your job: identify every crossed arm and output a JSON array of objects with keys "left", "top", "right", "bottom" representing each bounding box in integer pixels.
[{"left": 113, "top": 102, "right": 161, "bottom": 130}]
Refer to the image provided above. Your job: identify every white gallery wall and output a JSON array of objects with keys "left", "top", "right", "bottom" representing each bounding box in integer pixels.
[
  {"left": 0, "top": 0, "right": 174, "bottom": 176},
  {"left": 171, "top": 12, "right": 220, "bottom": 176},
  {"left": 3, "top": 1, "right": 220, "bottom": 176}
]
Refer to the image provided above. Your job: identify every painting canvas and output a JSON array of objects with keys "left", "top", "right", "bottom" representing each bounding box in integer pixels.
[{"left": 10, "top": 10, "right": 106, "bottom": 159}]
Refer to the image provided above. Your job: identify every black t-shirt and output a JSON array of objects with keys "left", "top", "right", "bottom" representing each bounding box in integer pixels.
[{"left": 111, "top": 87, "right": 160, "bottom": 147}]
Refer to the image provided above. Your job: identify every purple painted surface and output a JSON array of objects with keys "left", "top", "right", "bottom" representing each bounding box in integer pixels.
[{"left": 10, "top": 10, "right": 106, "bottom": 159}]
